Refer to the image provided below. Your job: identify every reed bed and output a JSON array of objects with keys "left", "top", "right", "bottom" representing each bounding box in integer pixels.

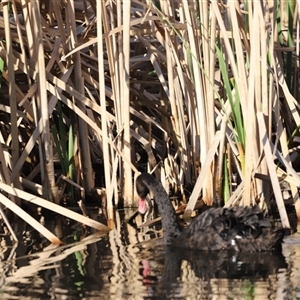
[{"left": 0, "top": 0, "right": 299, "bottom": 239}]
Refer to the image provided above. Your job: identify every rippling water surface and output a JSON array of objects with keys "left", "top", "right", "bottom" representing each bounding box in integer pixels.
[{"left": 1, "top": 210, "right": 300, "bottom": 300}]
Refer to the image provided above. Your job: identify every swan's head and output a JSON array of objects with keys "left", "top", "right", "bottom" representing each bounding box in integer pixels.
[{"left": 136, "top": 174, "right": 150, "bottom": 214}]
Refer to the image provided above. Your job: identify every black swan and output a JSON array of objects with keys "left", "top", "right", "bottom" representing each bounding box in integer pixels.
[{"left": 136, "top": 173, "right": 285, "bottom": 252}]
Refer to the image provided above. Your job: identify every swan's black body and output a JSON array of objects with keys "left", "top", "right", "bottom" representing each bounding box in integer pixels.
[{"left": 136, "top": 173, "right": 284, "bottom": 252}]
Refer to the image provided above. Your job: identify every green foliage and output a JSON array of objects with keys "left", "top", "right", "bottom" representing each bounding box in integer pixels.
[
  {"left": 216, "top": 45, "right": 245, "bottom": 149},
  {"left": 277, "top": 0, "right": 295, "bottom": 92},
  {"left": 223, "top": 153, "right": 230, "bottom": 203},
  {"left": 51, "top": 102, "right": 75, "bottom": 204}
]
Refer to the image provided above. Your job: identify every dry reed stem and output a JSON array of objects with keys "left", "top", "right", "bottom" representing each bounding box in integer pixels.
[
  {"left": 0, "top": 192, "right": 61, "bottom": 244},
  {"left": 257, "top": 112, "right": 290, "bottom": 228},
  {"left": 0, "top": 181, "right": 110, "bottom": 231}
]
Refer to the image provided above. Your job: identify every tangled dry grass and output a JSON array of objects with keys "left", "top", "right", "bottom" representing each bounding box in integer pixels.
[{"left": 0, "top": 0, "right": 299, "bottom": 241}]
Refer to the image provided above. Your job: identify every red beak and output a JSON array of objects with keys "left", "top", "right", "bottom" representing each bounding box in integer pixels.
[{"left": 138, "top": 198, "right": 148, "bottom": 214}]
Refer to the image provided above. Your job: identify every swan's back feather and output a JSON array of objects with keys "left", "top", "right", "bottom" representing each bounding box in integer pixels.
[{"left": 174, "top": 207, "right": 284, "bottom": 251}]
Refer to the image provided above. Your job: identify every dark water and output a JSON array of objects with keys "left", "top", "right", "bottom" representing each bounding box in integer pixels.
[{"left": 1, "top": 210, "right": 300, "bottom": 300}]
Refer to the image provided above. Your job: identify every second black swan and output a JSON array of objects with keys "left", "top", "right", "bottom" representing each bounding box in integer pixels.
[{"left": 136, "top": 173, "right": 285, "bottom": 252}]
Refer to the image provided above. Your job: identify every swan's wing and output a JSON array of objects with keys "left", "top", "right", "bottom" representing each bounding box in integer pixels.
[
  {"left": 174, "top": 207, "right": 284, "bottom": 251},
  {"left": 174, "top": 208, "right": 228, "bottom": 250}
]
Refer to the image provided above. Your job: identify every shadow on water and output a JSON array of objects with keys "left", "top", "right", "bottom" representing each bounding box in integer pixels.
[{"left": 0, "top": 210, "right": 299, "bottom": 299}]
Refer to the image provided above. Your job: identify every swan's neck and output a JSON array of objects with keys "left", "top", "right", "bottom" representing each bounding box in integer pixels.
[{"left": 143, "top": 177, "right": 181, "bottom": 244}]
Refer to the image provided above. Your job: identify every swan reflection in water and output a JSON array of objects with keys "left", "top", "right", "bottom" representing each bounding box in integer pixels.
[
  {"left": 138, "top": 244, "right": 287, "bottom": 281},
  {"left": 130, "top": 224, "right": 287, "bottom": 299}
]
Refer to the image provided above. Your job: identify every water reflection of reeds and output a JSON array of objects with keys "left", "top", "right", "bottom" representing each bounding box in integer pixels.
[{"left": 1, "top": 212, "right": 300, "bottom": 299}]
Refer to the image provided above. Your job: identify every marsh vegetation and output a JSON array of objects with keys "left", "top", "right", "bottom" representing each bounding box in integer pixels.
[{"left": 0, "top": 1, "right": 299, "bottom": 242}]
